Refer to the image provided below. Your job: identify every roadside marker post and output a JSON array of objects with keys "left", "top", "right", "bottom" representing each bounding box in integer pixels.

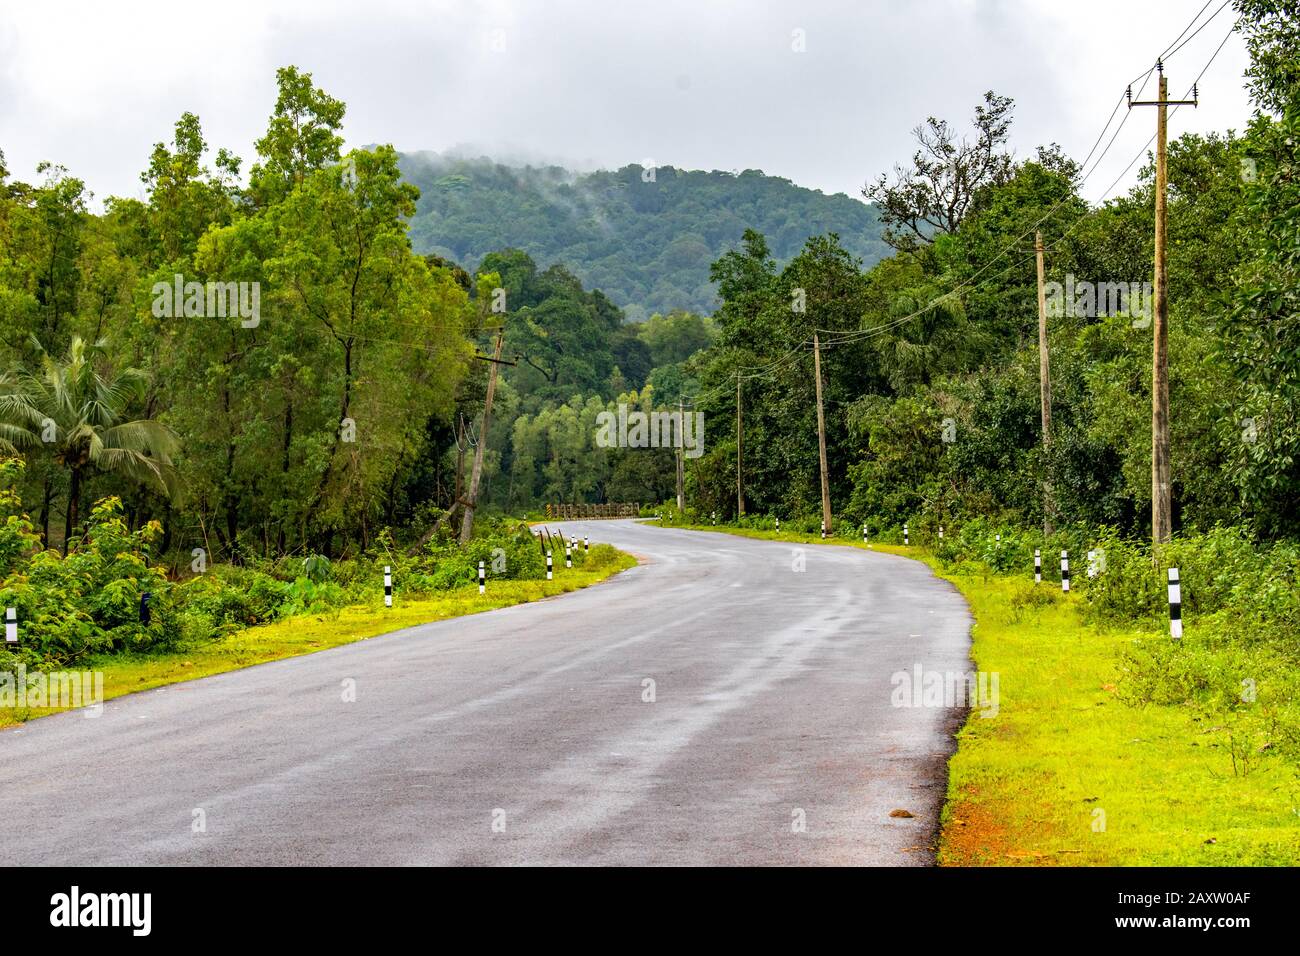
[
  {"left": 584, "top": 535, "right": 589, "bottom": 554},
  {"left": 1034, "top": 549, "right": 1042, "bottom": 584},
  {"left": 821, "top": 520, "right": 826, "bottom": 540},
  {"left": 1168, "top": 568, "right": 1183, "bottom": 640},
  {"left": 478, "top": 561, "right": 486, "bottom": 595},
  {"left": 5, "top": 607, "right": 15, "bottom": 643},
  {"left": 565, "top": 544, "right": 572, "bottom": 569},
  {"left": 712, "top": 511, "right": 717, "bottom": 526},
  {"left": 904, "top": 524, "right": 909, "bottom": 546},
  {"left": 546, "top": 552, "right": 553, "bottom": 581},
  {"left": 775, "top": 517, "right": 780, "bottom": 533},
  {"left": 862, "top": 523, "right": 868, "bottom": 546},
  {"left": 384, "top": 566, "right": 393, "bottom": 607},
  {"left": 1060, "top": 551, "right": 1070, "bottom": 593}
]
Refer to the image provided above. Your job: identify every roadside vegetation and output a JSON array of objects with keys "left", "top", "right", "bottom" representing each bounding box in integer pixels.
[{"left": 0, "top": 457, "right": 633, "bottom": 726}]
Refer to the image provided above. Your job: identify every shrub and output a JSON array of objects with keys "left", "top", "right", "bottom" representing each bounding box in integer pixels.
[{"left": 0, "top": 496, "right": 173, "bottom": 666}]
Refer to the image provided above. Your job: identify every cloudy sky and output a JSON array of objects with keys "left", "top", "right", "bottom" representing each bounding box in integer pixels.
[{"left": 0, "top": 0, "right": 1252, "bottom": 209}]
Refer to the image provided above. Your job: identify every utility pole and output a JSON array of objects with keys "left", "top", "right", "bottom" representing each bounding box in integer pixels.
[
  {"left": 812, "top": 332, "right": 832, "bottom": 533},
  {"left": 736, "top": 373, "right": 745, "bottom": 517},
  {"left": 1129, "top": 62, "right": 1197, "bottom": 545},
  {"left": 676, "top": 398, "right": 685, "bottom": 511},
  {"left": 459, "top": 327, "right": 505, "bottom": 543},
  {"left": 1035, "top": 231, "right": 1054, "bottom": 535}
]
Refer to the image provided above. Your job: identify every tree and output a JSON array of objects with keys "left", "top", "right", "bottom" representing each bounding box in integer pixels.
[
  {"left": 1219, "top": 2, "right": 1300, "bottom": 534},
  {"left": 139, "top": 111, "right": 241, "bottom": 263},
  {"left": 0, "top": 337, "right": 178, "bottom": 551},
  {"left": 865, "top": 91, "right": 1015, "bottom": 250},
  {"left": 250, "top": 65, "right": 346, "bottom": 205},
  {"left": 1236, "top": 0, "right": 1300, "bottom": 116}
]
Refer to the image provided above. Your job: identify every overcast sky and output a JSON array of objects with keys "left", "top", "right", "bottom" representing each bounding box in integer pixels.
[{"left": 0, "top": 0, "right": 1252, "bottom": 210}]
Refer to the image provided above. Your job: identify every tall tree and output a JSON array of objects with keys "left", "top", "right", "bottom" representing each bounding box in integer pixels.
[{"left": 865, "top": 91, "right": 1015, "bottom": 250}]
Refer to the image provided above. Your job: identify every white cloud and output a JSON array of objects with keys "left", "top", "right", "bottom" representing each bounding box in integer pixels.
[{"left": 0, "top": 0, "right": 1252, "bottom": 209}]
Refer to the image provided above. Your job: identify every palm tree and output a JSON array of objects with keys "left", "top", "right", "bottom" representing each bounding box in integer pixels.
[{"left": 0, "top": 336, "right": 179, "bottom": 552}]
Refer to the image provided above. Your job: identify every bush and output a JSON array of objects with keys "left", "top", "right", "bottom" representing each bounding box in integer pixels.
[{"left": 0, "top": 495, "right": 174, "bottom": 666}]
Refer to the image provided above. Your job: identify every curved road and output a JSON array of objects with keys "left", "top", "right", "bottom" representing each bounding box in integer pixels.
[{"left": 0, "top": 520, "right": 972, "bottom": 866}]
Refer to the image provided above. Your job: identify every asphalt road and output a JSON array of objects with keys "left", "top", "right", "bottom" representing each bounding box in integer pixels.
[{"left": 0, "top": 520, "right": 972, "bottom": 866}]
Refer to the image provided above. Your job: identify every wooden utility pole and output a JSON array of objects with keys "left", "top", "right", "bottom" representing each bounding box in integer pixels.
[
  {"left": 676, "top": 398, "right": 685, "bottom": 511},
  {"left": 1035, "top": 231, "right": 1054, "bottom": 535},
  {"left": 1035, "top": 231, "right": 1052, "bottom": 444},
  {"left": 1129, "top": 63, "right": 1197, "bottom": 545},
  {"left": 736, "top": 374, "right": 745, "bottom": 517},
  {"left": 812, "top": 332, "right": 832, "bottom": 533},
  {"left": 459, "top": 328, "right": 504, "bottom": 543}
]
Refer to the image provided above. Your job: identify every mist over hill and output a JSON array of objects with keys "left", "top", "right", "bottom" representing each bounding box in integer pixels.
[{"left": 398, "top": 152, "right": 889, "bottom": 319}]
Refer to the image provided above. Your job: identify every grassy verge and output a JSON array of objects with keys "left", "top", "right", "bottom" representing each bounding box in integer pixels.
[
  {"left": 654, "top": 521, "right": 1300, "bottom": 865},
  {"left": 1, "top": 549, "right": 636, "bottom": 729}
]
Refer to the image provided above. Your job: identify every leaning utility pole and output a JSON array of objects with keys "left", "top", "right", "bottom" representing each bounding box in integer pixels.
[
  {"left": 736, "top": 373, "right": 745, "bottom": 517},
  {"left": 676, "top": 398, "right": 685, "bottom": 511},
  {"left": 812, "top": 332, "right": 832, "bottom": 533},
  {"left": 1035, "top": 231, "right": 1054, "bottom": 535},
  {"left": 459, "top": 327, "right": 505, "bottom": 544},
  {"left": 1129, "top": 62, "right": 1197, "bottom": 545}
]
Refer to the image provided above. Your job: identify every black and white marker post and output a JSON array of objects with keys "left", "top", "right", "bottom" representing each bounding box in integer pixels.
[
  {"left": 821, "top": 520, "right": 826, "bottom": 540},
  {"left": 584, "top": 535, "right": 589, "bottom": 554},
  {"left": 904, "top": 523, "right": 909, "bottom": 545},
  {"left": 565, "top": 543, "right": 572, "bottom": 569},
  {"left": 5, "top": 606, "right": 15, "bottom": 644},
  {"left": 775, "top": 517, "right": 780, "bottom": 533},
  {"left": 384, "top": 565, "right": 393, "bottom": 607},
  {"left": 478, "top": 560, "right": 486, "bottom": 595},
  {"left": 1034, "top": 549, "right": 1042, "bottom": 584},
  {"left": 862, "top": 522, "right": 868, "bottom": 546},
  {"left": 1168, "top": 567, "right": 1183, "bottom": 640},
  {"left": 1060, "top": 550, "right": 1070, "bottom": 593},
  {"left": 546, "top": 552, "right": 553, "bottom": 581}
]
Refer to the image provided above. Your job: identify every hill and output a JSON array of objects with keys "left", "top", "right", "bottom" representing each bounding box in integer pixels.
[{"left": 398, "top": 153, "right": 889, "bottom": 319}]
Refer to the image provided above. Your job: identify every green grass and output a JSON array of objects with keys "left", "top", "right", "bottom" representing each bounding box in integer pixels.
[
  {"left": 1, "top": 548, "right": 636, "bottom": 728},
  {"left": 656, "top": 521, "right": 1300, "bottom": 865}
]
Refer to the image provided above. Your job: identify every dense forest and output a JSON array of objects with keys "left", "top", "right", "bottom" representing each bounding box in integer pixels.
[
  {"left": 399, "top": 153, "right": 890, "bottom": 318},
  {"left": 0, "top": 67, "right": 492, "bottom": 561}
]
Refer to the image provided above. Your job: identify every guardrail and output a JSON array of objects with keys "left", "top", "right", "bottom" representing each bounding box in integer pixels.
[{"left": 545, "top": 502, "right": 641, "bottom": 520}]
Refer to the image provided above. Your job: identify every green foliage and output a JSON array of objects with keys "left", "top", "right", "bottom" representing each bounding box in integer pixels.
[
  {"left": 0, "top": 459, "right": 40, "bottom": 577},
  {"left": 0, "top": 495, "right": 173, "bottom": 667}
]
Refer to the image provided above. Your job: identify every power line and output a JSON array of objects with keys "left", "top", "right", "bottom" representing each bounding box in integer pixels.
[
  {"left": 1160, "top": 0, "right": 1218, "bottom": 60},
  {"left": 1164, "top": 0, "right": 1233, "bottom": 61}
]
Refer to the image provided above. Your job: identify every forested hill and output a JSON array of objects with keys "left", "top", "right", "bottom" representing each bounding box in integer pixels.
[{"left": 398, "top": 153, "right": 890, "bottom": 319}]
